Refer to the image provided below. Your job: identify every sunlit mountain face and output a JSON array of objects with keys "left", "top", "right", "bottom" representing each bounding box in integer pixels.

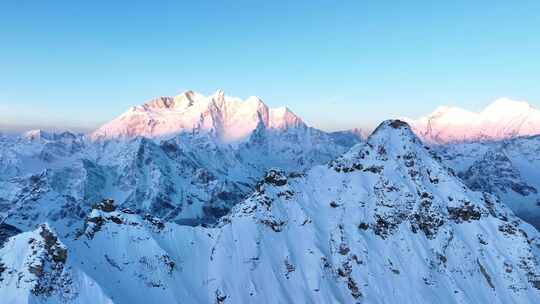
[{"left": 405, "top": 98, "right": 540, "bottom": 144}]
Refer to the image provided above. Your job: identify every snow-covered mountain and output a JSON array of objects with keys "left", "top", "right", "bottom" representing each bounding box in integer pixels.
[
  {"left": 435, "top": 135, "right": 540, "bottom": 229},
  {"left": 406, "top": 98, "right": 540, "bottom": 144},
  {"left": 403, "top": 98, "right": 540, "bottom": 229},
  {"left": 0, "top": 91, "right": 361, "bottom": 231},
  {"left": 2, "top": 120, "right": 540, "bottom": 303},
  {"left": 91, "top": 90, "right": 304, "bottom": 143}
]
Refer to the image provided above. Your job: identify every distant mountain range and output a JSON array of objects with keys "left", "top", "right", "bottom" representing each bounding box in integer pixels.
[
  {"left": 405, "top": 98, "right": 540, "bottom": 144},
  {"left": 91, "top": 89, "right": 305, "bottom": 142}
]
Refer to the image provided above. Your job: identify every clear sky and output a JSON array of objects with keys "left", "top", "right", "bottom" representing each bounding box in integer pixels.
[{"left": 1, "top": 1, "right": 539, "bottom": 133}]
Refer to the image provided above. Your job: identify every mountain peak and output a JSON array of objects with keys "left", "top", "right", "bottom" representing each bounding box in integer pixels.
[
  {"left": 369, "top": 119, "right": 417, "bottom": 142},
  {"left": 91, "top": 89, "right": 306, "bottom": 142},
  {"left": 406, "top": 98, "right": 540, "bottom": 144},
  {"left": 144, "top": 96, "right": 180, "bottom": 110},
  {"left": 23, "top": 129, "right": 51, "bottom": 141},
  {"left": 482, "top": 97, "right": 535, "bottom": 117},
  {"left": 212, "top": 89, "right": 226, "bottom": 102},
  {"left": 331, "top": 119, "right": 431, "bottom": 175}
]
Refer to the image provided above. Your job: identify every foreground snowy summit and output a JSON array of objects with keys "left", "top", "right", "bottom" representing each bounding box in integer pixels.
[{"left": 1, "top": 120, "right": 539, "bottom": 303}]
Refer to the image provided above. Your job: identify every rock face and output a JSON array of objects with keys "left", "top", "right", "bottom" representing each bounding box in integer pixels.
[
  {"left": 406, "top": 98, "right": 540, "bottom": 144},
  {"left": 0, "top": 224, "right": 81, "bottom": 303},
  {"left": 459, "top": 150, "right": 537, "bottom": 196},
  {"left": 2, "top": 120, "right": 539, "bottom": 303}
]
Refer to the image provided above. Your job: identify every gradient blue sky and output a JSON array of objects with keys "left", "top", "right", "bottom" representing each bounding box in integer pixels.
[{"left": 1, "top": 1, "right": 539, "bottom": 132}]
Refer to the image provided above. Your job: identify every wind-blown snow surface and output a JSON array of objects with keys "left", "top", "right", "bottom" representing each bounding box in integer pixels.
[
  {"left": 0, "top": 93, "right": 361, "bottom": 231},
  {"left": 1, "top": 120, "right": 540, "bottom": 303},
  {"left": 406, "top": 98, "right": 540, "bottom": 144}
]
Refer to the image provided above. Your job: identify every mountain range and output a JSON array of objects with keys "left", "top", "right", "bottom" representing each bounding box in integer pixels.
[
  {"left": 405, "top": 98, "right": 540, "bottom": 144},
  {"left": 90, "top": 90, "right": 305, "bottom": 143},
  {"left": 2, "top": 91, "right": 540, "bottom": 303},
  {"left": 0, "top": 90, "right": 362, "bottom": 231}
]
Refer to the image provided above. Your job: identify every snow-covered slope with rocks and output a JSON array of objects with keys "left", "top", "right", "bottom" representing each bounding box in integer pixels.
[
  {"left": 435, "top": 135, "right": 540, "bottom": 229},
  {"left": 406, "top": 98, "right": 540, "bottom": 144},
  {"left": 2, "top": 120, "right": 540, "bottom": 303}
]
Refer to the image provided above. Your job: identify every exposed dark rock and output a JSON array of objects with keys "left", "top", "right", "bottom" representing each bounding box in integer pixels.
[
  {"left": 215, "top": 289, "right": 227, "bottom": 304},
  {"left": 0, "top": 261, "right": 5, "bottom": 282},
  {"left": 358, "top": 222, "right": 369, "bottom": 230},
  {"left": 260, "top": 219, "right": 286, "bottom": 232},
  {"left": 447, "top": 203, "right": 482, "bottom": 223},
  {"left": 276, "top": 190, "right": 295, "bottom": 200},
  {"left": 498, "top": 223, "right": 517, "bottom": 235},
  {"left": 84, "top": 214, "right": 105, "bottom": 239},
  {"left": 347, "top": 277, "right": 362, "bottom": 299},
  {"left": 108, "top": 216, "right": 123, "bottom": 225},
  {"left": 143, "top": 214, "right": 165, "bottom": 231},
  {"left": 410, "top": 212, "right": 444, "bottom": 239},
  {"left": 329, "top": 201, "right": 340, "bottom": 208},
  {"left": 338, "top": 243, "right": 350, "bottom": 255},
  {"left": 288, "top": 172, "right": 305, "bottom": 179},
  {"left": 388, "top": 120, "right": 409, "bottom": 129},
  {"left": 363, "top": 166, "right": 383, "bottom": 174},
  {"left": 0, "top": 223, "right": 22, "bottom": 248},
  {"left": 203, "top": 205, "right": 229, "bottom": 219},
  {"left": 121, "top": 208, "right": 136, "bottom": 214},
  {"left": 27, "top": 225, "right": 71, "bottom": 297},
  {"left": 92, "top": 199, "right": 116, "bottom": 213},
  {"left": 373, "top": 215, "right": 400, "bottom": 239},
  {"left": 39, "top": 225, "right": 67, "bottom": 264},
  {"left": 161, "top": 255, "right": 176, "bottom": 275},
  {"left": 105, "top": 254, "right": 123, "bottom": 271},
  {"left": 477, "top": 259, "right": 495, "bottom": 289},
  {"left": 264, "top": 169, "right": 287, "bottom": 186},
  {"left": 284, "top": 258, "right": 295, "bottom": 279}
]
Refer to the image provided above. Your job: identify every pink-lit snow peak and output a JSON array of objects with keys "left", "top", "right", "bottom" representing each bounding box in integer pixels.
[
  {"left": 406, "top": 98, "right": 540, "bottom": 144},
  {"left": 91, "top": 89, "right": 305, "bottom": 142}
]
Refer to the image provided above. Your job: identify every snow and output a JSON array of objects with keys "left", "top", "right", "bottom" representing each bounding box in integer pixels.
[
  {"left": 406, "top": 98, "right": 540, "bottom": 144},
  {"left": 91, "top": 90, "right": 306, "bottom": 143}
]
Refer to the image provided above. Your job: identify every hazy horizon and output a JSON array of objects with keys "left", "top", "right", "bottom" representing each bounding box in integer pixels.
[
  {"left": 2, "top": 1, "right": 540, "bottom": 132},
  {"left": 1, "top": 91, "right": 537, "bottom": 135}
]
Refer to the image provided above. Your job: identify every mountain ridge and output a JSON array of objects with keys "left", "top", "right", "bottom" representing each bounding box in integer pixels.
[
  {"left": 90, "top": 89, "right": 306, "bottom": 143},
  {"left": 405, "top": 98, "right": 540, "bottom": 144}
]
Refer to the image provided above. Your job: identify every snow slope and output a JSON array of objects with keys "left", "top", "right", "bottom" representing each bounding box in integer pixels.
[
  {"left": 1, "top": 120, "right": 539, "bottom": 303},
  {"left": 406, "top": 98, "right": 540, "bottom": 144}
]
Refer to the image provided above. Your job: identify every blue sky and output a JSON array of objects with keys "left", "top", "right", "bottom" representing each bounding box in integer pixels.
[{"left": 1, "top": 1, "right": 539, "bottom": 132}]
